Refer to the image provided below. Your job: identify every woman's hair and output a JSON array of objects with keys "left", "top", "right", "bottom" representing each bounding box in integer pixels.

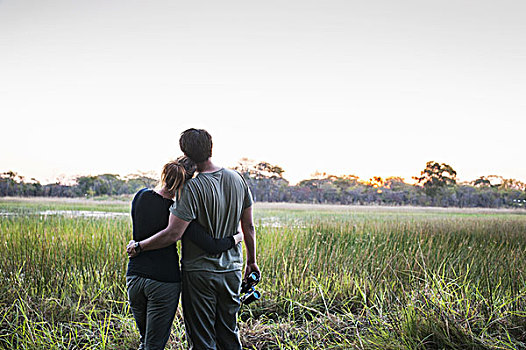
[{"left": 161, "top": 156, "right": 196, "bottom": 198}]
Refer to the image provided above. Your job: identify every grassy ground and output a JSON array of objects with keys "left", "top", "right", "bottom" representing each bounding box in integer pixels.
[{"left": 0, "top": 197, "right": 525, "bottom": 349}]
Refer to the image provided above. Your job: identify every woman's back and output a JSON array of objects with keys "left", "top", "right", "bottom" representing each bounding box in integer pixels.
[{"left": 126, "top": 188, "right": 181, "bottom": 282}]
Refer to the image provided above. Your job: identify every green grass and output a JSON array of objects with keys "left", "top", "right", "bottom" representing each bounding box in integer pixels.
[
  {"left": 0, "top": 197, "right": 131, "bottom": 214},
  {"left": 0, "top": 198, "right": 525, "bottom": 349}
]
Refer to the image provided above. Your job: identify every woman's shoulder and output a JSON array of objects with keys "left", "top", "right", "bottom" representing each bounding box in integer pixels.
[
  {"left": 137, "top": 188, "right": 174, "bottom": 203},
  {"left": 133, "top": 187, "right": 151, "bottom": 198},
  {"left": 132, "top": 188, "right": 173, "bottom": 210},
  {"left": 133, "top": 188, "right": 164, "bottom": 203}
]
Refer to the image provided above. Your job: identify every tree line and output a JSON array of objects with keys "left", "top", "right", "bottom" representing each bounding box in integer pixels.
[
  {"left": 1, "top": 160, "right": 525, "bottom": 208},
  {"left": 0, "top": 171, "right": 157, "bottom": 198},
  {"left": 233, "top": 159, "right": 526, "bottom": 208}
]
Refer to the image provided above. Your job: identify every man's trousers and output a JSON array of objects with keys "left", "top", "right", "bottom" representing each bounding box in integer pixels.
[{"left": 182, "top": 270, "right": 242, "bottom": 350}]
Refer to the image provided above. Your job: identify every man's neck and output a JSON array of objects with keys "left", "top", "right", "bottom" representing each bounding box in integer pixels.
[{"left": 196, "top": 159, "right": 221, "bottom": 173}]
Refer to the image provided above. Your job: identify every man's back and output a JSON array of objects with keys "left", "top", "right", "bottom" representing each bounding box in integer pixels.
[{"left": 171, "top": 167, "right": 253, "bottom": 272}]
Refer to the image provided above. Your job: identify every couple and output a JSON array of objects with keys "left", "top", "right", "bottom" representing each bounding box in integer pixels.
[{"left": 126, "top": 128, "right": 259, "bottom": 350}]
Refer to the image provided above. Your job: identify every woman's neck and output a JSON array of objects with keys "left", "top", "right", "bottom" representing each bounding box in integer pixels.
[{"left": 156, "top": 187, "right": 174, "bottom": 199}]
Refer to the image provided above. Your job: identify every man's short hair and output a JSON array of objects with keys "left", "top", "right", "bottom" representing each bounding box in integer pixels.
[{"left": 179, "top": 128, "right": 213, "bottom": 163}]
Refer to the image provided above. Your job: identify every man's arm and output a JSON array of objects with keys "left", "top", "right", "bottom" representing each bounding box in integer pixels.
[
  {"left": 127, "top": 213, "right": 190, "bottom": 257},
  {"left": 240, "top": 205, "right": 260, "bottom": 279}
]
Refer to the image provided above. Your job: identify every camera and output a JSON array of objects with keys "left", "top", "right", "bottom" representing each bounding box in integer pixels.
[{"left": 240, "top": 272, "right": 261, "bottom": 305}]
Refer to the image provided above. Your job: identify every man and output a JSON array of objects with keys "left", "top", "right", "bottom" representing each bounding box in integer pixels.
[{"left": 127, "top": 128, "right": 259, "bottom": 349}]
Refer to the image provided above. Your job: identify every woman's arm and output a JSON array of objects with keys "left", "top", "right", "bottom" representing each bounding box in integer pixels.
[{"left": 185, "top": 221, "right": 242, "bottom": 254}]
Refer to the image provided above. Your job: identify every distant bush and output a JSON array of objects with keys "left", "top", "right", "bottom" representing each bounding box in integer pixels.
[{"left": 2, "top": 164, "right": 525, "bottom": 209}]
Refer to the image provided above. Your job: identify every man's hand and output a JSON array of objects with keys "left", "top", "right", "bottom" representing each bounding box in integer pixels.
[
  {"left": 127, "top": 240, "right": 139, "bottom": 258},
  {"left": 241, "top": 205, "right": 259, "bottom": 281},
  {"left": 244, "top": 262, "right": 260, "bottom": 280}
]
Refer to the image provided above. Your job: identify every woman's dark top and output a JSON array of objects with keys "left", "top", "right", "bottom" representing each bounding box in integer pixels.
[{"left": 126, "top": 188, "right": 236, "bottom": 283}]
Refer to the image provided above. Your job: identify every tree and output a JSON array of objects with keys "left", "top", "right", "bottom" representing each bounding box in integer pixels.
[
  {"left": 500, "top": 178, "right": 526, "bottom": 192},
  {"left": 365, "top": 176, "right": 385, "bottom": 189},
  {"left": 1, "top": 171, "right": 18, "bottom": 196},
  {"left": 233, "top": 159, "right": 289, "bottom": 202},
  {"left": 125, "top": 172, "right": 158, "bottom": 194},
  {"left": 126, "top": 172, "right": 158, "bottom": 188},
  {"left": 75, "top": 174, "right": 124, "bottom": 196},
  {"left": 384, "top": 177, "right": 407, "bottom": 190},
  {"left": 472, "top": 176, "right": 492, "bottom": 187},
  {"left": 233, "top": 158, "right": 285, "bottom": 180},
  {"left": 416, "top": 161, "right": 457, "bottom": 197}
]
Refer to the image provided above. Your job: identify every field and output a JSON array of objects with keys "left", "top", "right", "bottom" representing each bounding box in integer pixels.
[{"left": 1, "top": 197, "right": 525, "bottom": 349}]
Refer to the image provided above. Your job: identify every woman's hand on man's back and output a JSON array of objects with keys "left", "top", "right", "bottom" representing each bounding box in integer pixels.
[{"left": 233, "top": 232, "right": 244, "bottom": 245}]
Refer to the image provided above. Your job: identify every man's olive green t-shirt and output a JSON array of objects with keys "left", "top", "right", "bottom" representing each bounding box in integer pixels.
[{"left": 170, "top": 168, "right": 253, "bottom": 272}]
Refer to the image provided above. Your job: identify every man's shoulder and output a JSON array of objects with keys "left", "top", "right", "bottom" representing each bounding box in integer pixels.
[
  {"left": 184, "top": 168, "right": 246, "bottom": 191},
  {"left": 223, "top": 168, "right": 249, "bottom": 185},
  {"left": 181, "top": 172, "right": 216, "bottom": 192},
  {"left": 182, "top": 177, "right": 200, "bottom": 192},
  {"left": 222, "top": 167, "right": 243, "bottom": 178},
  {"left": 191, "top": 168, "right": 243, "bottom": 182}
]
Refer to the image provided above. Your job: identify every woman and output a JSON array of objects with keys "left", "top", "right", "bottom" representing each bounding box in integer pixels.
[{"left": 126, "top": 156, "right": 242, "bottom": 350}]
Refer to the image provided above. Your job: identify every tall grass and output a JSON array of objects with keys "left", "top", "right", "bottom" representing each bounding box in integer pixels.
[
  {"left": 0, "top": 214, "right": 132, "bottom": 349},
  {"left": 252, "top": 214, "right": 526, "bottom": 349},
  {"left": 0, "top": 199, "right": 525, "bottom": 349}
]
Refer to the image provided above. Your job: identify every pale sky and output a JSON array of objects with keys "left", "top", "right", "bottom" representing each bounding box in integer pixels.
[{"left": 1, "top": 0, "right": 525, "bottom": 185}]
